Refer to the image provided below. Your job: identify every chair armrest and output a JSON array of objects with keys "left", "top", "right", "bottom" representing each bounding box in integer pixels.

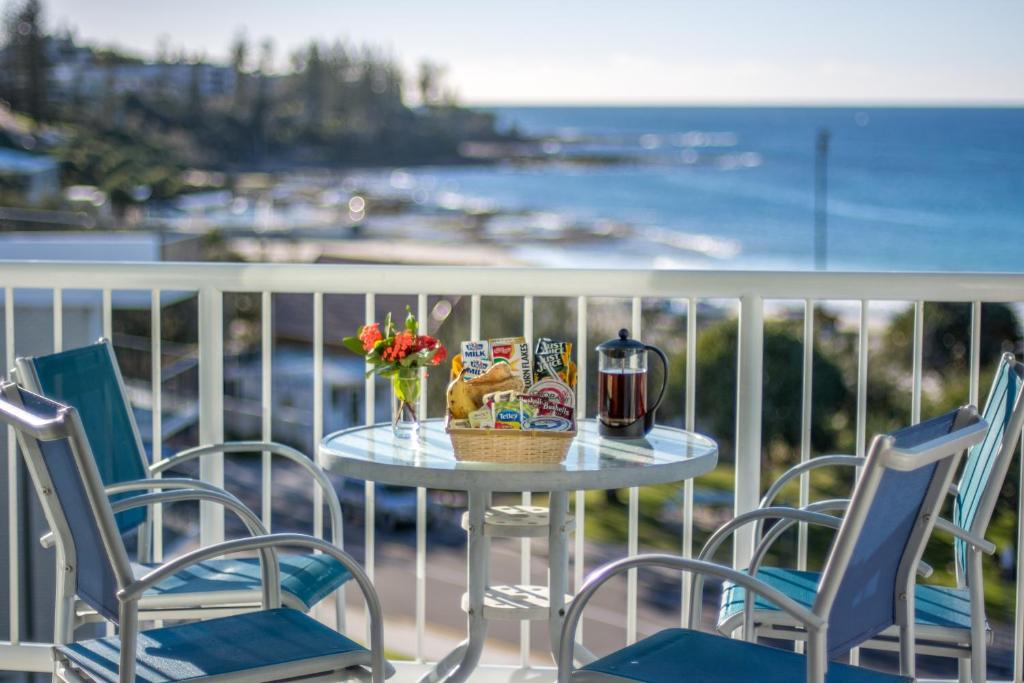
[
  {"left": 109, "top": 488, "right": 270, "bottom": 538},
  {"left": 759, "top": 455, "right": 861, "bottom": 509},
  {"left": 698, "top": 507, "right": 843, "bottom": 566},
  {"left": 109, "top": 488, "right": 278, "bottom": 598},
  {"left": 746, "top": 498, "right": 928, "bottom": 594},
  {"left": 105, "top": 477, "right": 231, "bottom": 497},
  {"left": 934, "top": 517, "right": 996, "bottom": 555},
  {"left": 755, "top": 455, "right": 861, "bottom": 540},
  {"left": 150, "top": 441, "right": 344, "bottom": 546},
  {"left": 39, "top": 477, "right": 235, "bottom": 548},
  {"left": 120, "top": 533, "right": 388, "bottom": 683},
  {"left": 748, "top": 499, "right": 848, "bottom": 577},
  {"left": 556, "top": 554, "right": 825, "bottom": 683},
  {"left": 691, "top": 507, "right": 842, "bottom": 629}
]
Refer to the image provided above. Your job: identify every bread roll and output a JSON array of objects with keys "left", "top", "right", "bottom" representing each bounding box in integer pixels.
[{"left": 446, "top": 362, "right": 525, "bottom": 418}]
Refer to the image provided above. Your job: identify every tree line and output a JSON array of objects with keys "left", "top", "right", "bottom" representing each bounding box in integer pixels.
[{"left": 0, "top": 0, "right": 509, "bottom": 208}]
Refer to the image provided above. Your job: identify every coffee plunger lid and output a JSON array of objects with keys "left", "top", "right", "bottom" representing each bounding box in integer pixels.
[{"left": 596, "top": 328, "right": 646, "bottom": 357}]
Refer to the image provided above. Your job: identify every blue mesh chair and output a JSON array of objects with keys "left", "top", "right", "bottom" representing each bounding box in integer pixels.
[
  {"left": 557, "top": 406, "right": 987, "bottom": 683},
  {"left": 0, "top": 382, "right": 390, "bottom": 682},
  {"left": 14, "top": 340, "right": 351, "bottom": 633},
  {"left": 716, "top": 354, "right": 1024, "bottom": 682}
]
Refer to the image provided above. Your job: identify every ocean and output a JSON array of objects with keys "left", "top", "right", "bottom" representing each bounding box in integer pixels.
[{"left": 384, "top": 107, "right": 1024, "bottom": 272}]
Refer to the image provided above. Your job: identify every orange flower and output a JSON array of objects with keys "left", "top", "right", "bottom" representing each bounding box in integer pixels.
[
  {"left": 358, "top": 323, "right": 382, "bottom": 352},
  {"left": 382, "top": 330, "right": 415, "bottom": 361}
]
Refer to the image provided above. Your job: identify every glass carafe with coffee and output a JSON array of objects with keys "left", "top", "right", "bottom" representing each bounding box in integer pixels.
[{"left": 596, "top": 329, "right": 668, "bottom": 439}]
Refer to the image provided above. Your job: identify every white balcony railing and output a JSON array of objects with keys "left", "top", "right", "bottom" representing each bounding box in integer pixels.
[{"left": 0, "top": 261, "right": 1022, "bottom": 682}]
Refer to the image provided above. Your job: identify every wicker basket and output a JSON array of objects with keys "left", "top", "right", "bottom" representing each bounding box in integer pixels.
[{"left": 445, "top": 418, "right": 576, "bottom": 463}]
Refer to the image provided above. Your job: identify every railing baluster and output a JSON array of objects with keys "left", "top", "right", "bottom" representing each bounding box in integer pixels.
[
  {"left": 627, "top": 296, "right": 641, "bottom": 644},
  {"left": 151, "top": 290, "right": 164, "bottom": 562},
  {"left": 681, "top": 296, "right": 697, "bottom": 626},
  {"left": 198, "top": 286, "right": 225, "bottom": 545},
  {"left": 102, "top": 288, "right": 112, "bottom": 339},
  {"left": 912, "top": 300, "right": 924, "bottom": 425},
  {"left": 6, "top": 287, "right": 18, "bottom": 645},
  {"left": 364, "top": 292, "right": 376, "bottom": 643},
  {"left": 313, "top": 292, "right": 324, "bottom": 542},
  {"left": 856, "top": 300, "right": 869, "bottom": 460},
  {"left": 521, "top": 295, "right": 534, "bottom": 664},
  {"left": 261, "top": 292, "right": 272, "bottom": 531},
  {"left": 52, "top": 289, "right": 62, "bottom": 352},
  {"left": 734, "top": 294, "right": 764, "bottom": 570},
  {"left": 1015, "top": 434, "right": 1023, "bottom": 683},
  {"left": 470, "top": 294, "right": 481, "bottom": 342},
  {"left": 416, "top": 293, "right": 428, "bottom": 663},
  {"left": 798, "top": 299, "right": 814, "bottom": 572},
  {"left": 969, "top": 301, "right": 981, "bottom": 407},
  {"left": 574, "top": 295, "right": 587, "bottom": 641}
]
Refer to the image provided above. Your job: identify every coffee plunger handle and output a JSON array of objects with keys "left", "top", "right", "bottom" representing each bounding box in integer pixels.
[{"left": 645, "top": 344, "right": 669, "bottom": 416}]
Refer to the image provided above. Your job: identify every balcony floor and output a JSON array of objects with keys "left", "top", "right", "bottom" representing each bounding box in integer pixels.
[{"left": 388, "top": 663, "right": 978, "bottom": 683}]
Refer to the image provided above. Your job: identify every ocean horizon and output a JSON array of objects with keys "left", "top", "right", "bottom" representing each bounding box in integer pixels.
[{"left": 371, "top": 105, "right": 1024, "bottom": 272}]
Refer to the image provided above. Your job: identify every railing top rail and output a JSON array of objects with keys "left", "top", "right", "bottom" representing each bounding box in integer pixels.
[{"left": 1, "top": 260, "right": 1024, "bottom": 301}]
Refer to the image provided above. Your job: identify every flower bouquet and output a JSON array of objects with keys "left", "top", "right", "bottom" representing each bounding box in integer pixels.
[{"left": 343, "top": 306, "right": 447, "bottom": 439}]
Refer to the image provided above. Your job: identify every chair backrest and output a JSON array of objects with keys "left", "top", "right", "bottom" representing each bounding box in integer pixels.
[
  {"left": 0, "top": 382, "right": 133, "bottom": 623},
  {"left": 813, "top": 406, "right": 984, "bottom": 659},
  {"left": 952, "top": 353, "right": 1024, "bottom": 579},
  {"left": 16, "top": 340, "right": 150, "bottom": 533}
]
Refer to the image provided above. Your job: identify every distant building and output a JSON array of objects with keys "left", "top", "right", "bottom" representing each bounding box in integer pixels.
[
  {"left": 51, "top": 61, "right": 236, "bottom": 101},
  {"left": 0, "top": 148, "right": 59, "bottom": 205}
]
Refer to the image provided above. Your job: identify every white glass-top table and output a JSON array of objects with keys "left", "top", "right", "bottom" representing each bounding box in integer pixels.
[{"left": 320, "top": 419, "right": 718, "bottom": 683}]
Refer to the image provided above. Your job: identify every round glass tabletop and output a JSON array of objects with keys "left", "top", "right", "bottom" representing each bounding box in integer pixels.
[{"left": 319, "top": 418, "right": 718, "bottom": 492}]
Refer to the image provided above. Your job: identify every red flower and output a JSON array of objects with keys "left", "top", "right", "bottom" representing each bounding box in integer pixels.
[
  {"left": 431, "top": 345, "right": 447, "bottom": 365},
  {"left": 358, "top": 323, "right": 382, "bottom": 352}
]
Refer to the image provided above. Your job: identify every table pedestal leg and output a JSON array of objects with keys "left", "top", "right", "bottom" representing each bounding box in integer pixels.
[
  {"left": 548, "top": 491, "right": 569, "bottom": 661},
  {"left": 418, "top": 489, "right": 489, "bottom": 683}
]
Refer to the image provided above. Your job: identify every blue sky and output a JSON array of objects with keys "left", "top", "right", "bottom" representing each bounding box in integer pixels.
[{"left": 46, "top": 0, "right": 1024, "bottom": 105}]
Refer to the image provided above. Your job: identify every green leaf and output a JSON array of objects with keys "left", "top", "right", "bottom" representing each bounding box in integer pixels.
[
  {"left": 383, "top": 312, "right": 394, "bottom": 337},
  {"left": 342, "top": 336, "right": 366, "bottom": 356},
  {"left": 405, "top": 304, "right": 417, "bottom": 333}
]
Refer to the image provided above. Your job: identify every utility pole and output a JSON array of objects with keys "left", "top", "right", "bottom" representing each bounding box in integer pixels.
[{"left": 814, "top": 128, "right": 830, "bottom": 270}]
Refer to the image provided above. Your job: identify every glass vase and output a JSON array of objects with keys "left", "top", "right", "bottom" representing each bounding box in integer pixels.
[{"left": 390, "top": 368, "right": 422, "bottom": 440}]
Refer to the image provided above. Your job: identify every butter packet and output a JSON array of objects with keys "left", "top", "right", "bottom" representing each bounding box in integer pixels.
[
  {"left": 468, "top": 405, "right": 495, "bottom": 429},
  {"left": 490, "top": 336, "right": 532, "bottom": 390}
]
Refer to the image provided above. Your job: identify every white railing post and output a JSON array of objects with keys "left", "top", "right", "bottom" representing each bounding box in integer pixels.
[
  {"left": 198, "top": 285, "right": 225, "bottom": 545},
  {"left": 734, "top": 294, "right": 764, "bottom": 569},
  {"left": 5, "top": 287, "right": 19, "bottom": 645}
]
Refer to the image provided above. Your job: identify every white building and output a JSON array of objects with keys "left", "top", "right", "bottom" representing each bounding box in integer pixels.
[{"left": 0, "top": 148, "right": 60, "bottom": 205}]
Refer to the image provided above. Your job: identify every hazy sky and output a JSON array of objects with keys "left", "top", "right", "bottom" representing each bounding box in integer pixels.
[{"left": 44, "top": 0, "right": 1024, "bottom": 105}]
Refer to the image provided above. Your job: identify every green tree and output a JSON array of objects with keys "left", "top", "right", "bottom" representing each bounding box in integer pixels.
[
  {"left": 187, "top": 56, "right": 203, "bottom": 121},
  {"left": 302, "top": 41, "right": 325, "bottom": 136},
  {"left": 1, "top": 0, "right": 48, "bottom": 121},
  {"left": 883, "top": 302, "right": 1020, "bottom": 378},
  {"left": 229, "top": 29, "right": 249, "bottom": 115},
  {"left": 690, "top": 318, "right": 850, "bottom": 474},
  {"left": 417, "top": 60, "right": 445, "bottom": 106}
]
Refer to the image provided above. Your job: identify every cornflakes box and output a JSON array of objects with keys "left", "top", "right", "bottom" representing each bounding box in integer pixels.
[{"left": 490, "top": 336, "right": 532, "bottom": 390}]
